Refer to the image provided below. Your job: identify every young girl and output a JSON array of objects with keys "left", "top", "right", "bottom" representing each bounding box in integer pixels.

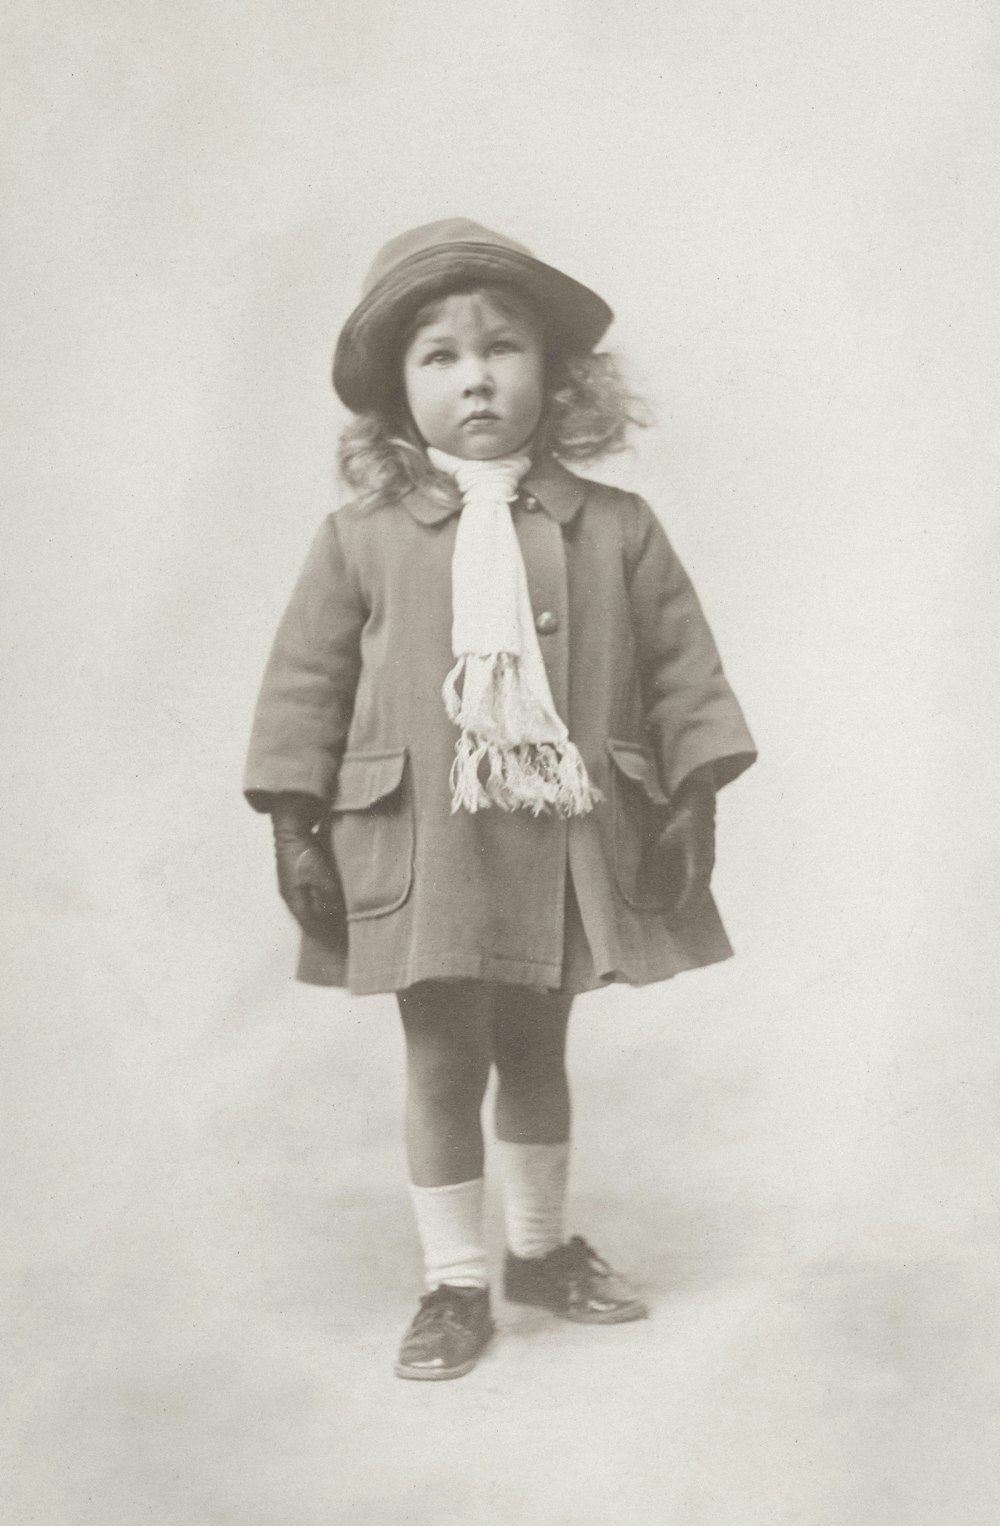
[{"left": 244, "top": 219, "right": 756, "bottom": 1380}]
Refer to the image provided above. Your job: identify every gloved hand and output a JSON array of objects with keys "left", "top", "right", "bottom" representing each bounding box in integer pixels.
[
  {"left": 650, "top": 766, "right": 717, "bottom": 922},
  {"left": 270, "top": 793, "right": 347, "bottom": 947}
]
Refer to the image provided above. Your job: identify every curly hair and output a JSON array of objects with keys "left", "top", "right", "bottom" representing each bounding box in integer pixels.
[{"left": 338, "top": 347, "right": 650, "bottom": 513}]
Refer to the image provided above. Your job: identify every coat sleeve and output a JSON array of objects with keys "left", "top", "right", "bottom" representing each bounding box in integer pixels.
[
  {"left": 624, "top": 494, "right": 757, "bottom": 797},
  {"left": 243, "top": 512, "right": 366, "bottom": 812}
]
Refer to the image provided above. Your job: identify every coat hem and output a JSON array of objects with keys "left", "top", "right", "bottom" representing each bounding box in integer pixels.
[
  {"left": 344, "top": 951, "right": 565, "bottom": 995},
  {"left": 295, "top": 944, "right": 733, "bottom": 997}
]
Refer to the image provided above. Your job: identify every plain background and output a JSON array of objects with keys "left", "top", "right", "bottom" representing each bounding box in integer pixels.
[{"left": 4, "top": 2, "right": 998, "bottom": 1523}]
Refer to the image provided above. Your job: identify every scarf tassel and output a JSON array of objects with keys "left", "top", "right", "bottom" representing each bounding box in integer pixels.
[{"left": 444, "top": 655, "right": 602, "bottom": 817}]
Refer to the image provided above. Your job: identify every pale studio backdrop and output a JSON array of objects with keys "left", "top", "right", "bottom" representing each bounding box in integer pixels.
[{"left": 4, "top": 2, "right": 999, "bottom": 1523}]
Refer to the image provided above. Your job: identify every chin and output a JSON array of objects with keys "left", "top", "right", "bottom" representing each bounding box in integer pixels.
[{"left": 461, "top": 434, "right": 534, "bottom": 461}]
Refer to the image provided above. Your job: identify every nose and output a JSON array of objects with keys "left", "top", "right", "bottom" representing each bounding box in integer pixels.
[{"left": 459, "top": 355, "right": 493, "bottom": 396}]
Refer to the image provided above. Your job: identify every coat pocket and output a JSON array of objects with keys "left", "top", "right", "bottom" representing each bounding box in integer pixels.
[
  {"left": 606, "top": 739, "right": 673, "bottom": 912},
  {"left": 329, "top": 749, "right": 413, "bottom": 920}
]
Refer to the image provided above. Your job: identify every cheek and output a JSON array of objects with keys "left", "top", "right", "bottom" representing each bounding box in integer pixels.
[
  {"left": 518, "top": 367, "right": 546, "bottom": 426},
  {"left": 403, "top": 371, "right": 442, "bottom": 426}
]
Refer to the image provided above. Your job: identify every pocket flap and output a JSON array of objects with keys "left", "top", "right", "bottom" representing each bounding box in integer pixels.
[
  {"left": 606, "top": 739, "right": 670, "bottom": 806},
  {"left": 331, "top": 749, "right": 408, "bottom": 811}
]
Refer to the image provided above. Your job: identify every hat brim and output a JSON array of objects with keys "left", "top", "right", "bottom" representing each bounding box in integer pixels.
[{"left": 332, "top": 242, "right": 613, "bottom": 413}]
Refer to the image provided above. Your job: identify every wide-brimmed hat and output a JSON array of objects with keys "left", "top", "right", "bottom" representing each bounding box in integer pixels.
[{"left": 332, "top": 218, "right": 614, "bottom": 414}]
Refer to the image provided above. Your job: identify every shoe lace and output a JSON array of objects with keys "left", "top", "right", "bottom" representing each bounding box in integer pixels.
[
  {"left": 411, "top": 1285, "right": 476, "bottom": 1333},
  {"left": 546, "top": 1233, "right": 616, "bottom": 1294},
  {"left": 554, "top": 1235, "right": 612, "bottom": 1280}
]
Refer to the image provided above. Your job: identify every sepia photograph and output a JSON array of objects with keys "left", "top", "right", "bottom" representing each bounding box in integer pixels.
[{"left": 4, "top": 2, "right": 998, "bottom": 1522}]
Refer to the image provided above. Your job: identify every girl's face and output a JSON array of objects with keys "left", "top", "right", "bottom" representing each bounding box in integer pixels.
[{"left": 401, "top": 288, "right": 546, "bottom": 460}]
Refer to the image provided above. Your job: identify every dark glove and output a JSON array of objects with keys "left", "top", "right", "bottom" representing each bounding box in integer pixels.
[
  {"left": 650, "top": 766, "right": 717, "bottom": 922},
  {"left": 270, "top": 793, "right": 347, "bottom": 947}
]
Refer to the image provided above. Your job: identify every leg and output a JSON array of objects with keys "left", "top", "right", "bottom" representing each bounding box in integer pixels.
[
  {"left": 491, "top": 986, "right": 573, "bottom": 1145},
  {"left": 394, "top": 982, "right": 495, "bottom": 1379},
  {"left": 492, "top": 988, "right": 573, "bottom": 1261},
  {"left": 492, "top": 986, "right": 646, "bottom": 1323},
  {"left": 397, "top": 980, "right": 493, "bottom": 1186}
]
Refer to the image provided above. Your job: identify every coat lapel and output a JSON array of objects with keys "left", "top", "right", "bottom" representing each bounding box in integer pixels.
[{"left": 522, "top": 455, "right": 587, "bottom": 524}]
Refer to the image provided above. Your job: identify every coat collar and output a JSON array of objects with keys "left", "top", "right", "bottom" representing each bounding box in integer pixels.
[{"left": 402, "top": 453, "right": 587, "bottom": 526}]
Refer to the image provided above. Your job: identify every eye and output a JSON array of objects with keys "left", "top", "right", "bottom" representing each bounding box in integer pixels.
[
  {"left": 422, "top": 349, "right": 454, "bottom": 366},
  {"left": 488, "top": 339, "right": 519, "bottom": 355}
]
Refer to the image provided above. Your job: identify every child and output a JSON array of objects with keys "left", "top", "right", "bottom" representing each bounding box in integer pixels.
[{"left": 244, "top": 219, "right": 756, "bottom": 1380}]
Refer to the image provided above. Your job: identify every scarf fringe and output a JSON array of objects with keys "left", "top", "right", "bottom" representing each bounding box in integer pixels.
[
  {"left": 444, "top": 651, "right": 601, "bottom": 816},
  {"left": 448, "top": 733, "right": 602, "bottom": 817}
]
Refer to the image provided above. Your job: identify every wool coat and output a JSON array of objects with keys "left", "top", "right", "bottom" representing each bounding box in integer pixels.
[{"left": 244, "top": 455, "right": 756, "bottom": 995}]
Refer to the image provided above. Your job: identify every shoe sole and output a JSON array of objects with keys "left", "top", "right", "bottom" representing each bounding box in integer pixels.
[
  {"left": 393, "top": 1329, "right": 494, "bottom": 1381},
  {"left": 505, "top": 1293, "right": 648, "bottom": 1324}
]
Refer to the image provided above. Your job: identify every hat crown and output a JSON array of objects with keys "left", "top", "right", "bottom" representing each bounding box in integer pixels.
[{"left": 362, "top": 219, "right": 534, "bottom": 297}]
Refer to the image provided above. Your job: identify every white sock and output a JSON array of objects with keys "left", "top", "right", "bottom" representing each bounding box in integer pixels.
[
  {"left": 408, "top": 1178, "right": 488, "bottom": 1290},
  {"left": 495, "top": 1140, "right": 570, "bottom": 1260}
]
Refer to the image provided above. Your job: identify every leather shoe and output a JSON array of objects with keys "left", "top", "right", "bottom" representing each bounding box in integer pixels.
[
  {"left": 394, "top": 1284, "right": 494, "bottom": 1380},
  {"left": 504, "top": 1236, "right": 647, "bottom": 1324}
]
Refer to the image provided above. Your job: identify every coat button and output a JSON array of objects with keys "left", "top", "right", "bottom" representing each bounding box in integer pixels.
[
  {"left": 521, "top": 493, "right": 540, "bottom": 512},
  {"left": 534, "top": 610, "right": 559, "bottom": 636}
]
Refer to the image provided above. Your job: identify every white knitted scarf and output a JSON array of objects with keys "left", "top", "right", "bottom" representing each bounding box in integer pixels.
[{"left": 427, "top": 446, "right": 600, "bottom": 816}]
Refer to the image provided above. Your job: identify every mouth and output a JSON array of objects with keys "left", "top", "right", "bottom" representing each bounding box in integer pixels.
[{"left": 462, "top": 410, "right": 500, "bottom": 425}]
